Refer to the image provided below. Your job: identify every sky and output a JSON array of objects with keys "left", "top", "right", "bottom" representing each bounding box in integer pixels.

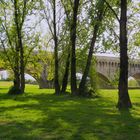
[{"left": 0, "top": 71, "right": 35, "bottom": 81}]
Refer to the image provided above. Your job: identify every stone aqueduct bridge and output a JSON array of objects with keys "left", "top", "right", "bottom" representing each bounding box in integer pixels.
[
  {"left": 1, "top": 55, "right": 140, "bottom": 88},
  {"left": 96, "top": 55, "right": 140, "bottom": 85}
]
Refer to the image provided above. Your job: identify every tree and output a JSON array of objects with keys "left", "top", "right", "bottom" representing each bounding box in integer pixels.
[
  {"left": 26, "top": 50, "right": 54, "bottom": 89},
  {"left": 117, "top": 0, "right": 132, "bottom": 109},
  {"left": 61, "top": 51, "right": 70, "bottom": 93},
  {"left": 39, "top": 0, "right": 66, "bottom": 94},
  {"left": 70, "top": 0, "right": 80, "bottom": 95},
  {"left": 0, "top": 0, "right": 38, "bottom": 94},
  {"left": 79, "top": 0, "right": 105, "bottom": 96},
  {"left": 58, "top": 25, "right": 71, "bottom": 94},
  {"left": 101, "top": 0, "right": 132, "bottom": 108},
  {"left": 0, "top": 1, "right": 21, "bottom": 93},
  {"left": 59, "top": 0, "right": 71, "bottom": 94},
  {"left": 53, "top": 0, "right": 60, "bottom": 94},
  {"left": 13, "top": 0, "right": 27, "bottom": 93},
  {"left": 60, "top": 0, "right": 81, "bottom": 95}
]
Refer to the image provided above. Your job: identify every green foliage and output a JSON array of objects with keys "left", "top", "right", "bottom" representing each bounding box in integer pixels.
[
  {"left": 0, "top": 0, "right": 40, "bottom": 79},
  {"left": 0, "top": 57, "right": 5, "bottom": 68},
  {"left": 27, "top": 50, "right": 54, "bottom": 80},
  {"left": 76, "top": 47, "right": 88, "bottom": 72},
  {"left": 133, "top": 32, "right": 140, "bottom": 47},
  {"left": 110, "top": 70, "right": 119, "bottom": 87}
]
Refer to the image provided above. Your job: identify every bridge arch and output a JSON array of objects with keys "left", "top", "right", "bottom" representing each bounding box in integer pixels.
[
  {"left": 129, "top": 73, "right": 140, "bottom": 86},
  {"left": 96, "top": 72, "right": 113, "bottom": 88},
  {"left": 0, "top": 69, "right": 53, "bottom": 89},
  {"left": 0, "top": 69, "right": 37, "bottom": 83},
  {"left": 25, "top": 70, "right": 53, "bottom": 89}
]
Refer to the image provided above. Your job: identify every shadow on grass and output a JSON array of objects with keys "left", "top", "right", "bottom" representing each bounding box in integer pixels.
[{"left": 0, "top": 90, "right": 140, "bottom": 140}]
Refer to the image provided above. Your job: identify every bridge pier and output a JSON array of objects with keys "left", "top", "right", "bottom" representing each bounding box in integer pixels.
[
  {"left": 37, "top": 78, "right": 54, "bottom": 89},
  {"left": 37, "top": 64, "right": 54, "bottom": 89}
]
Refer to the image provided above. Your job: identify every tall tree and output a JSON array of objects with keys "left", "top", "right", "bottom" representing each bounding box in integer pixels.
[
  {"left": 0, "top": 0, "right": 37, "bottom": 94},
  {"left": 14, "top": 0, "right": 27, "bottom": 93},
  {"left": 96, "top": 0, "right": 132, "bottom": 107},
  {"left": 53, "top": 0, "right": 60, "bottom": 94},
  {"left": 70, "top": 0, "right": 80, "bottom": 95},
  {"left": 0, "top": 1, "right": 21, "bottom": 92},
  {"left": 79, "top": 0, "right": 105, "bottom": 95},
  {"left": 117, "top": 0, "right": 132, "bottom": 109},
  {"left": 39, "top": 0, "right": 65, "bottom": 94},
  {"left": 60, "top": 0, "right": 74, "bottom": 94},
  {"left": 61, "top": 50, "right": 70, "bottom": 93}
]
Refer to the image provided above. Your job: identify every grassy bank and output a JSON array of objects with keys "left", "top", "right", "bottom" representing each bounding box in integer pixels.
[{"left": 0, "top": 81, "right": 140, "bottom": 140}]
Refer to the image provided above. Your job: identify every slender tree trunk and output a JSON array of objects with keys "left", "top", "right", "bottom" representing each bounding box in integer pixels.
[
  {"left": 53, "top": 0, "right": 60, "bottom": 95},
  {"left": 117, "top": 0, "right": 132, "bottom": 109},
  {"left": 79, "top": 25, "right": 99, "bottom": 95},
  {"left": 61, "top": 52, "right": 70, "bottom": 93},
  {"left": 79, "top": 2, "right": 104, "bottom": 96},
  {"left": 14, "top": 0, "right": 25, "bottom": 93},
  {"left": 13, "top": 67, "right": 20, "bottom": 90},
  {"left": 19, "top": 34, "right": 25, "bottom": 93},
  {"left": 70, "top": 0, "right": 80, "bottom": 95},
  {"left": 13, "top": 0, "right": 21, "bottom": 92}
]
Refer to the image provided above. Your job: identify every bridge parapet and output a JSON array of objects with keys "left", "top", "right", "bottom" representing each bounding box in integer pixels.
[{"left": 95, "top": 55, "right": 140, "bottom": 86}]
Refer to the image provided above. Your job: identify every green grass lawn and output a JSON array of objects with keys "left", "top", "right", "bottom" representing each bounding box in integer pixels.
[{"left": 0, "top": 81, "right": 140, "bottom": 140}]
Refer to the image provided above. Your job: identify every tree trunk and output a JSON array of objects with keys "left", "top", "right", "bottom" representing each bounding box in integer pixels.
[
  {"left": 13, "top": 67, "right": 20, "bottom": 90},
  {"left": 20, "top": 49, "right": 25, "bottom": 93},
  {"left": 61, "top": 52, "right": 70, "bottom": 93},
  {"left": 13, "top": 0, "right": 21, "bottom": 92},
  {"left": 79, "top": 25, "right": 99, "bottom": 95},
  {"left": 53, "top": 0, "right": 60, "bottom": 95},
  {"left": 70, "top": 0, "right": 80, "bottom": 95},
  {"left": 19, "top": 30, "right": 25, "bottom": 93},
  {"left": 79, "top": 2, "right": 104, "bottom": 96},
  {"left": 117, "top": 0, "right": 132, "bottom": 109}
]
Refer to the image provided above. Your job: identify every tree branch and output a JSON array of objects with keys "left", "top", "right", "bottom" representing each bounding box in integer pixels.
[{"left": 104, "top": 0, "right": 120, "bottom": 22}]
